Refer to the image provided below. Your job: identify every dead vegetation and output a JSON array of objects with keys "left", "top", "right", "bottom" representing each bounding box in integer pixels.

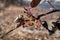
[{"left": 0, "top": 6, "right": 60, "bottom": 40}]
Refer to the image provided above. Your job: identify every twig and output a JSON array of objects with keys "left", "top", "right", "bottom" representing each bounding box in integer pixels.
[
  {"left": 36, "top": 9, "right": 60, "bottom": 20},
  {"left": 0, "top": 23, "right": 21, "bottom": 39}
]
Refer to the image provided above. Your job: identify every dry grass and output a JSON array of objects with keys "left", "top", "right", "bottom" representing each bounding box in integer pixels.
[{"left": 0, "top": 6, "right": 60, "bottom": 40}]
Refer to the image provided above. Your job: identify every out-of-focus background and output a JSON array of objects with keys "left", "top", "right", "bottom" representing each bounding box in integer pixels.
[{"left": 0, "top": 0, "right": 60, "bottom": 40}]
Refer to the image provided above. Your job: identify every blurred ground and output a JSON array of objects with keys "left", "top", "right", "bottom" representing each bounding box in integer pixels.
[{"left": 0, "top": 5, "right": 60, "bottom": 40}]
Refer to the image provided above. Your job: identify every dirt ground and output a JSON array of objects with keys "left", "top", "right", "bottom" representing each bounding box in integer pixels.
[{"left": 0, "top": 6, "right": 60, "bottom": 40}]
